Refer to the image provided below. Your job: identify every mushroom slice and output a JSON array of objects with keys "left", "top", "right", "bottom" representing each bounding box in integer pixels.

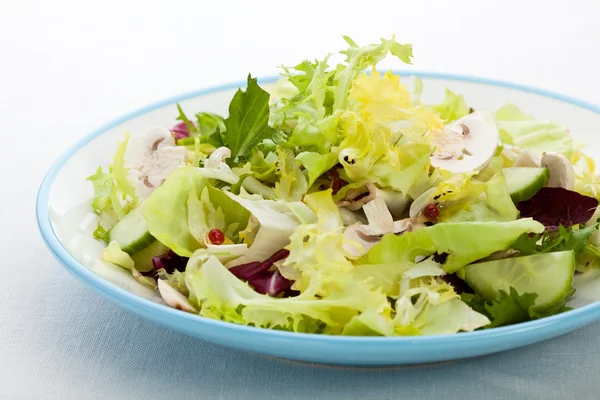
[
  {"left": 157, "top": 279, "right": 197, "bottom": 313},
  {"left": 541, "top": 152, "right": 575, "bottom": 190},
  {"left": 336, "top": 184, "right": 376, "bottom": 210},
  {"left": 514, "top": 150, "right": 543, "bottom": 168},
  {"left": 124, "top": 127, "right": 188, "bottom": 201},
  {"left": 430, "top": 111, "right": 499, "bottom": 173},
  {"left": 343, "top": 197, "right": 414, "bottom": 257}
]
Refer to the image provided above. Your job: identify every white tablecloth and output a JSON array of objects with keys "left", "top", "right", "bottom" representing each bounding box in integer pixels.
[{"left": 3, "top": 1, "right": 600, "bottom": 398}]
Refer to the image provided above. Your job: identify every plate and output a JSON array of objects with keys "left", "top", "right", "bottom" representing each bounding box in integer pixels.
[{"left": 37, "top": 72, "right": 600, "bottom": 366}]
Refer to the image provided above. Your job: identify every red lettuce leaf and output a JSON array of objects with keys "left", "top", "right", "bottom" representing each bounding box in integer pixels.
[
  {"left": 516, "top": 187, "right": 598, "bottom": 229},
  {"left": 228, "top": 249, "right": 292, "bottom": 296},
  {"left": 152, "top": 250, "right": 189, "bottom": 274},
  {"left": 171, "top": 121, "right": 191, "bottom": 139}
]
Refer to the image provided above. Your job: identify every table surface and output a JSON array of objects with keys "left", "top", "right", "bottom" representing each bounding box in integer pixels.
[{"left": 3, "top": 0, "right": 600, "bottom": 398}]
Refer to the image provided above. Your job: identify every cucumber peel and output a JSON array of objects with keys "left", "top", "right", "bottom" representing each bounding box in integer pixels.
[
  {"left": 463, "top": 250, "right": 575, "bottom": 311},
  {"left": 503, "top": 167, "right": 549, "bottom": 203},
  {"left": 108, "top": 205, "right": 154, "bottom": 254}
]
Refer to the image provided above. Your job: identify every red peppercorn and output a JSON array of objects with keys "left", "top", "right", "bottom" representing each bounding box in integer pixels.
[
  {"left": 208, "top": 229, "right": 225, "bottom": 245},
  {"left": 423, "top": 203, "right": 440, "bottom": 221}
]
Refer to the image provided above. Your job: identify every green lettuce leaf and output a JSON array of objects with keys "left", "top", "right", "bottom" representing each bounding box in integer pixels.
[
  {"left": 87, "top": 133, "right": 138, "bottom": 240},
  {"left": 353, "top": 229, "right": 437, "bottom": 295},
  {"left": 144, "top": 166, "right": 252, "bottom": 256},
  {"left": 100, "top": 241, "right": 157, "bottom": 289},
  {"left": 224, "top": 191, "right": 315, "bottom": 267},
  {"left": 334, "top": 36, "right": 413, "bottom": 111},
  {"left": 297, "top": 151, "right": 339, "bottom": 187},
  {"left": 248, "top": 149, "right": 278, "bottom": 184},
  {"left": 512, "top": 223, "right": 599, "bottom": 256},
  {"left": 196, "top": 112, "right": 226, "bottom": 137},
  {"left": 274, "top": 149, "right": 308, "bottom": 201},
  {"left": 495, "top": 104, "right": 573, "bottom": 155},
  {"left": 187, "top": 255, "right": 388, "bottom": 333},
  {"left": 430, "top": 88, "right": 470, "bottom": 122},
  {"left": 361, "top": 219, "right": 545, "bottom": 274},
  {"left": 442, "top": 174, "right": 519, "bottom": 222},
  {"left": 223, "top": 75, "right": 278, "bottom": 162},
  {"left": 144, "top": 167, "right": 206, "bottom": 256}
]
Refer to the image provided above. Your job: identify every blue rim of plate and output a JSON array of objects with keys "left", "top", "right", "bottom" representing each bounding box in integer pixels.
[{"left": 36, "top": 71, "right": 600, "bottom": 348}]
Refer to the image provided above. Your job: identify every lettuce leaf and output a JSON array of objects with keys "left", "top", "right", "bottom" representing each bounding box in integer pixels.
[
  {"left": 87, "top": 133, "right": 138, "bottom": 240},
  {"left": 297, "top": 151, "right": 339, "bottom": 187},
  {"left": 144, "top": 167, "right": 249, "bottom": 257},
  {"left": 100, "top": 241, "right": 157, "bottom": 289},
  {"left": 187, "top": 255, "right": 388, "bottom": 333},
  {"left": 224, "top": 191, "right": 315, "bottom": 267},
  {"left": 361, "top": 219, "right": 545, "bottom": 274},
  {"left": 495, "top": 104, "right": 573, "bottom": 155},
  {"left": 274, "top": 149, "right": 308, "bottom": 201},
  {"left": 430, "top": 88, "right": 470, "bottom": 122},
  {"left": 516, "top": 187, "right": 598, "bottom": 229},
  {"left": 223, "top": 75, "right": 278, "bottom": 162},
  {"left": 353, "top": 229, "right": 437, "bottom": 295}
]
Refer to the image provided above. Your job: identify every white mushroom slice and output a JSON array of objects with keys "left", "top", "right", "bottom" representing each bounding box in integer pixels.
[
  {"left": 336, "top": 184, "right": 377, "bottom": 210},
  {"left": 157, "top": 279, "right": 197, "bottom": 313},
  {"left": 124, "top": 127, "right": 188, "bottom": 201},
  {"left": 541, "top": 152, "right": 575, "bottom": 190},
  {"left": 343, "top": 197, "right": 415, "bottom": 257},
  {"left": 363, "top": 196, "right": 395, "bottom": 233},
  {"left": 513, "top": 149, "right": 542, "bottom": 168},
  {"left": 430, "top": 111, "right": 499, "bottom": 173}
]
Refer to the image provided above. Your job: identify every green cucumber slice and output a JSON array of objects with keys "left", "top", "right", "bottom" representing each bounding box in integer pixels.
[
  {"left": 131, "top": 240, "right": 169, "bottom": 272},
  {"left": 108, "top": 205, "right": 154, "bottom": 254},
  {"left": 463, "top": 251, "right": 575, "bottom": 310},
  {"left": 503, "top": 167, "right": 549, "bottom": 203}
]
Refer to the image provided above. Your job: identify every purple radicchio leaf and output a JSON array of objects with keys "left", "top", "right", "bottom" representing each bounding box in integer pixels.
[
  {"left": 171, "top": 121, "right": 191, "bottom": 139},
  {"left": 228, "top": 249, "right": 293, "bottom": 297},
  {"left": 151, "top": 250, "right": 189, "bottom": 275},
  {"left": 516, "top": 187, "right": 598, "bottom": 230},
  {"left": 250, "top": 270, "right": 293, "bottom": 297}
]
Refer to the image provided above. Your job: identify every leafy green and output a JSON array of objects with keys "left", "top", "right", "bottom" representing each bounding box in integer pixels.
[
  {"left": 196, "top": 112, "right": 226, "bottom": 137},
  {"left": 495, "top": 104, "right": 573, "bottom": 155},
  {"left": 100, "top": 241, "right": 157, "bottom": 289},
  {"left": 334, "top": 36, "right": 413, "bottom": 111},
  {"left": 361, "top": 218, "right": 545, "bottom": 274},
  {"left": 144, "top": 167, "right": 206, "bottom": 256},
  {"left": 297, "top": 151, "right": 339, "bottom": 187},
  {"left": 87, "top": 133, "right": 138, "bottom": 240},
  {"left": 462, "top": 287, "right": 570, "bottom": 328},
  {"left": 430, "top": 88, "right": 470, "bottom": 122},
  {"left": 484, "top": 288, "right": 538, "bottom": 328},
  {"left": 224, "top": 191, "right": 315, "bottom": 267},
  {"left": 512, "top": 223, "right": 599, "bottom": 256},
  {"left": 354, "top": 229, "right": 437, "bottom": 295},
  {"left": 223, "top": 75, "right": 278, "bottom": 162},
  {"left": 176, "top": 104, "right": 197, "bottom": 135},
  {"left": 248, "top": 149, "right": 278, "bottom": 183},
  {"left": 274, "top": 149, "right": 308, "bottom": 201},
  {"left": 144, "top": 167, "right": 249, "bottom": 256}
]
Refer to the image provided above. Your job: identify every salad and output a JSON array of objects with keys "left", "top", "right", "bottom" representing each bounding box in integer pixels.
[{"left": 88, "top": 36, "right": 600, "bottom": 336}]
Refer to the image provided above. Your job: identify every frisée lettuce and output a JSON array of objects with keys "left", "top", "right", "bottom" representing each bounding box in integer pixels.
[{"left": 89, "top": 35, "right": 600, "bottom": 336}]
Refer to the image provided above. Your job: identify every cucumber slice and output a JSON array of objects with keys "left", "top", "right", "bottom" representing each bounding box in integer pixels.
[
  {"left": 108, "top": 205, "right": 154, "bottom": 254},
  {"left": 503, "top": 167, "right": 549, "bottom": 203},
  {"left": 131, "top": 240, "right": 169, "bottom": 272},
  {"left": 463, "top": 251, "right": 575, "bottom": 310}
]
